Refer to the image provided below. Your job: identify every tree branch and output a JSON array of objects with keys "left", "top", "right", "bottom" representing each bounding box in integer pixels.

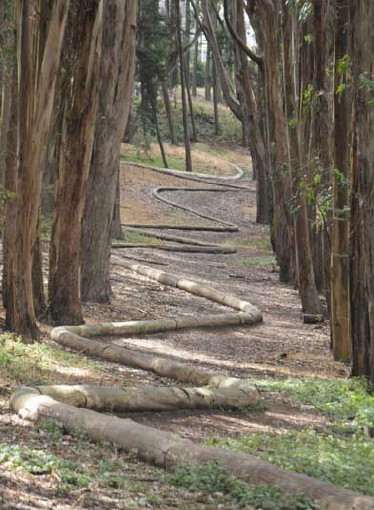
[
  {"left": 190, "top": 0, "right": 243, "bottom": 121},
  {"left": 223, "top": 0, "right": 264, "bottom": 69}
]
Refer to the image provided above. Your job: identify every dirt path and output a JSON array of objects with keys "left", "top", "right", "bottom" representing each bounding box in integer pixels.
[
  {"left": 1, "top": 145, "right": 346, "bottom": 510},
  {"left": 84, "top": 145, "right": 343, "bottom": 441}
]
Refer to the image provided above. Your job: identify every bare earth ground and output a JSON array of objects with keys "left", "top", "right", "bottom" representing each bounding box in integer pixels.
[{"left": 0, "top": 144, "right": 347, "bottom": 509}]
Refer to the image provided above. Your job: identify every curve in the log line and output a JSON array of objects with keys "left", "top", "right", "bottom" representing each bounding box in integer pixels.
[
  {"left": 119, "top": 153, "right": 251, "bottom": 253},
  {"left": 48, "top": 259, "right": 262, "bottom": 409}
]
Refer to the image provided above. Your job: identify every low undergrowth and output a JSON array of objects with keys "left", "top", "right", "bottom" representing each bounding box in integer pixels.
[
  {"left": 0, "top": 333, "right": 101, "bottom": 387},
  {"left": 121, "top": 142, "right": 236, "bottom": 177},
  {"left": 232, "top": 255, "right": 276, "bottom": 266},
  {"left": 168, "top": 461, "right": 319, "bottom": 509},
  {"left": 120, "top": 229, "right": 162, "bottom": 245},
  {"left": 0, "top": 419, "right": 165, "bottom": 508},
  {"left": 206, "top": 376, "right": 374, "bottom": 496},
  {"left": 2, "top": 341, "right": 374, "bottom": 506},
  {"left": 254, "top": 377, "right": 374, "bottom": 428}
]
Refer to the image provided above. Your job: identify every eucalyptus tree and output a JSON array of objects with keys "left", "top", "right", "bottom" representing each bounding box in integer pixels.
[
  {"left": 81, "top": 0, "right": 136, "bottom": 304},
  {"left": 49, "top": 0, "right": 103, "bottom": 324},
  {"left": 350, "top": 0, "right": 374, "bottom": 382},
  {"left": 3, "top": 0, "right": 70, "bottom": 338},
  {"left": 137, "top": 0, "right": 170, "bottom": 166}
]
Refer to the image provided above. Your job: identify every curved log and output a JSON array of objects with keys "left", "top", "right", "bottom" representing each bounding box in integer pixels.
[
  {"left": 10, "top": 390, "right": 374, "bottom": 510},
  {"left": 10, "top": 384, "right": 259, "bottom": 412}
]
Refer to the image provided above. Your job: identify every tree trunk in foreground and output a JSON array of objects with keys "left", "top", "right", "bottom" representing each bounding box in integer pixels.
[
  {"left": 350, "top": 0, "right": 374, "bottom": 382},
  {"left": 11, "top": 391, "right": 374, "bottom": 510},
  {"left": 256, "top": 0, "right": 295, "bottom": 283},
  {"left": 49, "top": 0, "right": 103, "bottom": 323},
  {"left": 331, "top": 0, "right": 352, "bottom": 361},
  {"left": 5, "top": 0, "right": 70, "bottom": 338},
  {"left": 81, "top": 0, "right": 136, "bottom": 303},
  {"left": 3, "top": 37, "right": 18, "bottom": 316}
]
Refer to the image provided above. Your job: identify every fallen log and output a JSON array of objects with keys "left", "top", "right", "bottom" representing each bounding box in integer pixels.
[
  {"left": 10, "top": 384, "right": 259, "bottom": 412},
  {"left": 10, "top": 390, "right": 374, "bottom": 510},
  {"left": 118, "top": 261, "right": 261, "bottom": 319},
  {"left": 50, "top": 330, "right": 254, "bottom": 389},
  {"left": 121, "top": 223, "right": 238, "bottom": 231},
  {"left": 112, "top": 243, "right": 237, "bottom": 254}
]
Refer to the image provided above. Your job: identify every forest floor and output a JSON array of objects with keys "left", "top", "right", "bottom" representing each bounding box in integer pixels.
[{"left": 0, "top": 143, "right": 368, "bottom": 510}]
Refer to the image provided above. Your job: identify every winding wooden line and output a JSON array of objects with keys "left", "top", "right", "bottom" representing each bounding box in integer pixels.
[{"left": 120, "top": 154, "right": 251, "bottom": 251}]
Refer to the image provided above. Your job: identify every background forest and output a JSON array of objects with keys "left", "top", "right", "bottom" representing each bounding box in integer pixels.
[{"left": 1, "top": 0, "right": 374, "bottom": 509}]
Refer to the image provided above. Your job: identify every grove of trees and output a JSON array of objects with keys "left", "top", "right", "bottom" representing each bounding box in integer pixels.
[{"left": 0, "top": 0, "right": 374, "bottom": 384}]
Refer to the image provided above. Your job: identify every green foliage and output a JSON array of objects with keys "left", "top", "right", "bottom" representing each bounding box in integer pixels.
[
  {"left": 288, "top": 115, "right": 298, "bottom": 129},
  {"left": 290, "top": 158, "right": 332, "bottom": 227},
  {"left": 335, "top": 55, "right": 351, "bottom": 96},
  {"left": 131, "top": 94, "right": 242, "bottom": 146},
  {"left": 304, "top": 34, "right": 314, "bottom": 43},
  {"left": 232, "top": 256, "right": 276, "bottom": 266},
  {"left": 253, "top": 376, "right": 374, "bottom": 428},
  {"left": 207, "top": 428, "right": 374, "bottom": 496},
  {"left": 121, "top": 229, "right": 161, "bottom": 245},
  {"left": 168, "top": 461, "right": 319, "bottom": 509},
  {"left": 200, "top": 377, "right": 374, "bottom": 496},
  {"left": 302, "top": 84, "right": 317, "bottom": 112},
  {"left": 358, "top": 73, "right": 374, "bottom": 106},
  {"left": 137, "top": 0, "right": 171, "bottom": 140},
  {"left": 0, "top": 185, "right": 15, "bottom": 223},
  {"left": 336, "top": 55, "right": 351, "bottom": 76},
  {"left": 0, "top": 441, "right": 151, "bottom": 495},
  {"left": 0, "top": 332, "right": 101, "bottom": 385}
]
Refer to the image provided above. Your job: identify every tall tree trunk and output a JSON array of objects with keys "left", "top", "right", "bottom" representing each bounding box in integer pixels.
[
  {"left": 3, "top": 36, "right": 18, "bottom": 316},
  {"left": 81, "top": 0, "right": 136, "bottom": 304},
  {"left": 49, "top": 0, "right": 103, "bottom": 322},
  {"left": 212, "top": 61, "right": 220, "bottom": 136},
  {"left": 281, "top": 1, "right": 322, "bottom": 316},
  {"left": 32, "top": 219, "right": 46, "bottom": 319},
  {"left": 311, "top": 0, "right": 332, "bottom": 299},
  {"left": 5, "top": 0, "right": 70, "bottom": 338},
  {"left": 185, "top": 66, "right": 198, "bottom": 142},
  {"left": 197, "top": 0, "right": 242, "bottom": 121},
  {"left": 256, "top": 0, "right": 295, "bottom": 283},
  {"left": 175, "top": 0, "right": 192, "bottom": 172},
  {"left": 331, "top": 0, "right": 352, "bottom": 361},
  {"left": 192, "top": 29, "right": 199, "bottom": 97},
  {"left": 205, "top": 48, "right": 211, "bottom": 101},
  {"left": 229, "top": 0, "right": 268, "bottom": 223},
  {"left": 161, "top": 81, "right": 177, "bottom": 144},
  {"left": 350, "top": 0, "right": 374, "bottom": 381},
  {"left": 153, "top": 97, "right": 169, "bottom": 168},
  {"left": 111, "top": 165, "right": 123, "bottom": 240}
]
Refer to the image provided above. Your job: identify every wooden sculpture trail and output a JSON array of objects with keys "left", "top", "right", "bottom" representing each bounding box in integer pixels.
[{"left": 10, "top": 156, "right": 374, "bottom": 509}]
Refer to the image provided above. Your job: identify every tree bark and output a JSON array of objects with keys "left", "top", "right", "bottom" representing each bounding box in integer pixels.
[
  {"left": 232, "top": 0, "right": 268, "bottom": 224},
  {"left": 2, "top": 35, "right": 18, "bottom": 315},
  {"left": 331, "top": 0, "right": 352, "bottom": 361},
  {"left": 81, "top": 0, "right": 136, "bottom": 304},
  {"left": 161, "top": 81, "right": 177, "bottom": 144},
  {"left": 4, "top": 0, "right": 70, "bottom": 338},
  {"left": 311, "top": 0, "right": 332, "bottom": 299},
  {"left": 175, "top": 0, "right": 192, "bottom": 172},
  {"left": 49, "top": 0, "right": 103, "bottom": 323},
  {"left": 350, "top": 0, "right": 374, "bottom": 382},
  {"left": 281, "top": 2, "right": 322, "bottom": 316},
  {"left": 256, "top": 0, "right": 295, "bottom": 282},
  {"left": 196, "top": 0, "right": 243, "bottom": 121}
]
